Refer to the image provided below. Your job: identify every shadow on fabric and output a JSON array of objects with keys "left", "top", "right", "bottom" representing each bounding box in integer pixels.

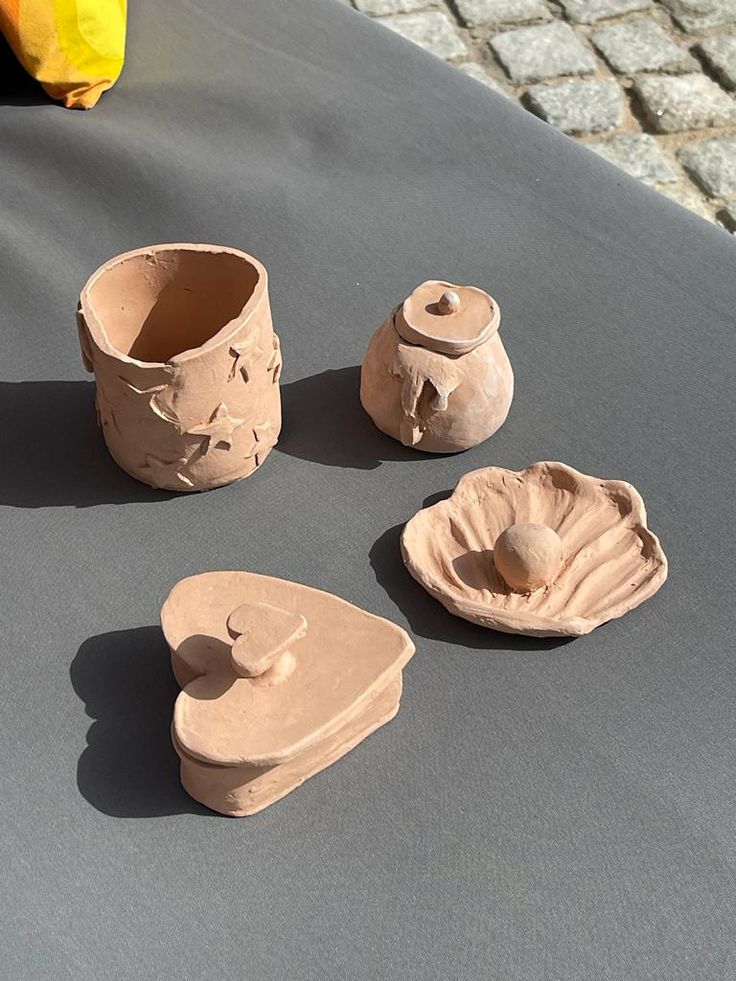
[
  {"left": 0, "top": 32, "right": 54, "bottom": 107},
  {"left": 71, "top": 626, "right": 213, "bottom": 818},
  {"left": 277, "top": 365, "right": 445, "bottom": 469},
  {"left": 0, "top": 380, "right": 176, "bottom": 507},
  {"left": 370, "top": 491, "right": 574, "bottom": 653}
]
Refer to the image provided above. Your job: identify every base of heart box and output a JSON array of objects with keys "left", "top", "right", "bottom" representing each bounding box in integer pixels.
[{"left": 172, "top": 672, "right": 403, "bottom": 816}]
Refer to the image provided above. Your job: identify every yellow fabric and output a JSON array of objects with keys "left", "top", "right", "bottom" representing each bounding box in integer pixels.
[{"left": 0, "top": 0, "right": 126, "bottom": 108}]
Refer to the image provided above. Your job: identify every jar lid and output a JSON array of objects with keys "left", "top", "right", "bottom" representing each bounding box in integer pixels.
[
  {"left": 162, "top": 571, "right": 415, "bottom": 767},
  {"left": 395, "top": 280, "right": 500, "bottom": 355}
]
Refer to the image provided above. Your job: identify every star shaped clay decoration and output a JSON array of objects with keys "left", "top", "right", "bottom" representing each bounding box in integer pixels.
[
  {"left": 149, "top": 393, "right": 180, "bottom": 426},
  {"left": 121, "top": 363, "right": 175, "bottom": 396},
  {"left": 252, "top": 421, "right": 277, "bottom": 446},
  {"left": 251, "top": 420, "right": 279, "bottom": 467},
  {"left": 121, "top": 375, "right": 180, "bottom": 427},
  {"left": 228, "top": 337, "right": 263, "bottom": 383},
  {"left": 267, "top": 336, "right": 282, "bottom": 384},
  {"left": 187, "top": 402, "right": 246, "bottom": 454},
  {"left": 140, "top": 454, "right": 194, "bottom": 489},
  {"left": 123, "top": 380, "right": 168, "bottom": 397}
]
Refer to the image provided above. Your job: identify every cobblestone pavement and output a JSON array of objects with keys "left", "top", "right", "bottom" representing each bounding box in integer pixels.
[{"left": 343, "top": 0, "right": 736, "bottom": 230}]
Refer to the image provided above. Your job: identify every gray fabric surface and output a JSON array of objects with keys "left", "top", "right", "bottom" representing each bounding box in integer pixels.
[{"left": 1, "top": 1, "right": 735, "bottom": 977}]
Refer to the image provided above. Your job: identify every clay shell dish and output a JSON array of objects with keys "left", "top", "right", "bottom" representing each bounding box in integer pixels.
[{"left": 401, "top": 462, "right": 667, "bottom": 637}]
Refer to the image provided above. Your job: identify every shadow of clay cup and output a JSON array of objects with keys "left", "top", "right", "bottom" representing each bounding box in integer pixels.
[{"left": 76, "top": 243, "right": 282, "bottom": 492}]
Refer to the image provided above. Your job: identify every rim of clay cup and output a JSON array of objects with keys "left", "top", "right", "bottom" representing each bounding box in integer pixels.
[{"left": 78, "top": 242, "right": 268, "bottom": 369}]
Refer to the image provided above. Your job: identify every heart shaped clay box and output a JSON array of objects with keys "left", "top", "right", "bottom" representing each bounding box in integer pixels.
[
  {"left": 401, "top": 462, "right": 667, "bottom": 637},
  {"left": 162, "top": 571, "right": 415, "bottom": 815}
]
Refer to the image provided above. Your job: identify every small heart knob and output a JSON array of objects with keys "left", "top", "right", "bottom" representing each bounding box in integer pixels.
[{"left": 226, "top": 601, "right": 307, "bottom": 682}]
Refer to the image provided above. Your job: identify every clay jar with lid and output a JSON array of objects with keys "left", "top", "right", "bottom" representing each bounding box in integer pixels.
[
  {"left": 76, "top": 243, "right": 282, "bottom": 492},
  {"left": 360, "top": 280, "right": 513, "bottom": 453}
]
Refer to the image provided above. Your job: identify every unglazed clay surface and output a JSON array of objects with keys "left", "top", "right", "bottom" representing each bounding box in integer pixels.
[
  {"left": 401, "top": 462, "right": 667, "bottom": 637},
  {"left": 161, "top": 571, "right": 415, "bottom": 815},
  {"left": 76, "top": 244, "right": 282, "bottom": 492},
  {"left": 360, "top": 280, "right": 513, "bottom": 453},
  {"left": 493, "top": 523, "right": 564, "bottom": 592}
]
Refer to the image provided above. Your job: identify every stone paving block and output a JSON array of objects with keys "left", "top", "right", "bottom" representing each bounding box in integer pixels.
[
  {"left": 592, "top": 19, "right": 697, "bottom": 74},
  {"left": 377, "top": 11, "right": 468, "bottom": 60},
  {"left": 490, "top": 21, "right": 596, "bottom": 84},
  {"left": 353, "top": 0, "right": 426, "bottom": 13},
  {"left": 635, "top": 73, "right": 736, "bottom": 132},
  {"left": 697, "top": 34, "right": 736, "bottom": 91},
  {"left": 659, "top": 0, "right": 736, "bottom": 33},
  {"left": 457, "top": 62, "right": 509, "bottom": 94},
  {"left": 526, "top": 78, "right": 623, "bottom": 133},
  {"left": 455, "top": 0, "right": 551, "bottom": 27},
  {"left": 588, "top": 133, "right": 677, "bottom": 182},
  {"left": 557, "top": 0, "right": 652, "bottom": 24},
  {"left": 677, "top": 137, "right": 736, "bottom": 197},
  {"left": 719, "top": 199, "right": 736, "bottom": 231},
  {"left": 659, "top": 182, "right": 715, "bottom": 221},
  {"left": 351, "top": 0, "right": 736, "bottom": 224}
]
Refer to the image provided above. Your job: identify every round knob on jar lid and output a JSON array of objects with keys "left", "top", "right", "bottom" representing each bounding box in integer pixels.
[
  {"left": 395, "top": 280, "right": 500, "bottom": 355},
  {"left": 437, "top": 290, "right": 461, "bottom": 315}
]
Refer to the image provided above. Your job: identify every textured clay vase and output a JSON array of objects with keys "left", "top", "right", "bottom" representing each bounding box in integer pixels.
[
  {"left": 401, "top": 462, "right": 667, "bottom": 637},
  {"left": 76, "top": 244, "right": 282, "bottom": 491},
  {"left": 360, "top": 280, "right": 513, "bottom": 453},
  {"left": 161, "top": 571, "right": 415, "bottom": 816}
]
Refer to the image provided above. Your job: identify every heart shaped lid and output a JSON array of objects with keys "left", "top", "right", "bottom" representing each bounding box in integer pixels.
[
  {"left": 227, "top": 602, "right": 307, "bottom": 678},
  {"left": 162, "top": 571, "right": 415, "bottom": 767},
  {"left": 395, "top": 280, "right": 500, "bottom": 355}
]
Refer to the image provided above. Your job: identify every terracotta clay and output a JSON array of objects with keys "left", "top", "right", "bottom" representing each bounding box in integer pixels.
[
  {"left": 76, "top": 244, "right": 282, "bottom": 491},
  {"left": 360, "top": 280, "right": 513, "bottom": 453},
  {"left": 401, "top": 462, "right": 667, "bottom": 637},
  {"left": 161, "top": 571, "right": 415, "bottom": 816},
  {"left": 493, "top": 523, "right": 564, "bottom": 592}
]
